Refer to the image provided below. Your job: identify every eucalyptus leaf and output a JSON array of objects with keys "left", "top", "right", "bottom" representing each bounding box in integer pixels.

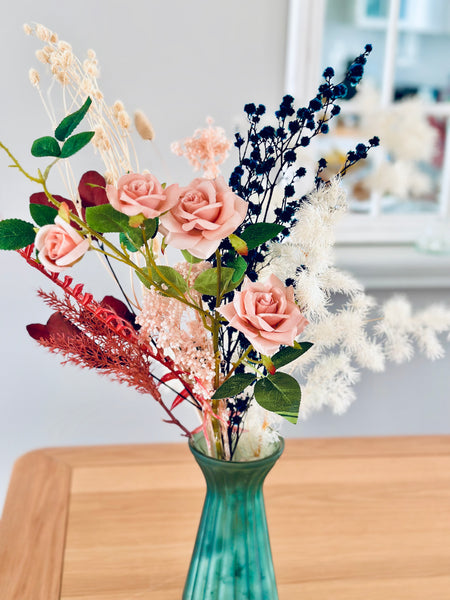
[
  {"left": 254, "top": 372, "right": 301, "bottom": 424},
  {"left": 60, "top": 131, "right": 95, "bottom": 158},
  {"left": 0, "top": 219, "right": 36, "bottom": 250},
  {"left": 150, "top": 265, "right": 188, "bottom": 293},
  {"left": 31, "top": 136, "right": 61, "bottom": 158},
  {"left": 271, "top": 342, "right": 313, "bottom": 369},
  {"left": 29, "top": 203, "right": 58, "bottom": 227},
  {"left": 193, "top": 266, "right": 234, "bottom": 296},
  {"left": 54, "top": 97, "right": 92, "bottom": 141},
  {"left": 240, "top": 223, "right": 285, "bottom": 250},
  {"left": 211, "top": 373, "right": 256, "bottom": 399}
]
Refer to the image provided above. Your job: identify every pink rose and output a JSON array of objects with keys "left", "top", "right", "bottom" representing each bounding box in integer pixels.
[
  {"left": 106, "top": 173, "right": 177, "bottom": 219},
  {"left": 218, "top": 274, "right": 308, "bottom": 356},
  {"left": 35, "top": 216, "right": 90, "bottom": 273},
  {"left": 159, "top": 176, "right": 247, "bottom": 259}
]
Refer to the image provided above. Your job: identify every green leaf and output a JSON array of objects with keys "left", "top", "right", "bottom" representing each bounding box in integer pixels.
[
  {"left": 54, "top": 97, "right": 92, "bottom": 141},
  {"left": 212, "top": 373, "right": 256, "bottom": 400},
  {"left": 143, "top": 217, "right": 159, "bottom": 239},
  {"left": 29, "top": 203, "right": 58, "bottom": 226},
  {"left": 31, "top": 136, "right": 61, "bottom": 158},
  {"left": 150, "top": 265, "right": 188, "bottom": 293},
  {"left": 254, "top": 372, "right": 301, "bottom": 424},
  {"left": 228, "top": 233, "right": 248, "bottom": 256},
  {"left": 240, "top": 223, "right": 285, "bottom": 250},
  {"left": 181, "top": 249, "right": 203, "bottom": 264},
  {"left": 85, "top": 204, "right": 129, "bottom": 233},
  {"left": 0, "top": 219, "right": 36, "bottom": 250},
  {"left": 136, "top": 268, "right": 152, "bottom": 289},
  {"left": 120, "top": 232, "right": 139, "bottom": 252},
  {"left": 223, "top": 253, "right": 247, "bottom": 283},
  {"left": 271, "top": 342, "right": 313, "bottom": 369},
  {"left": 193, "top": 266, "right": 234, "bottom": 296},
  {"left": 119, "top": 218, "right": 159, "bottom": 251},
  {"left": 60, "top": 131, "right": 95, "bottom": 158}
]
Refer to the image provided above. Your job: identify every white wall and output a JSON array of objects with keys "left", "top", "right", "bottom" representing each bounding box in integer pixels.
[{"left": 0, "top": 0, "right": 449, "bottom": 512}]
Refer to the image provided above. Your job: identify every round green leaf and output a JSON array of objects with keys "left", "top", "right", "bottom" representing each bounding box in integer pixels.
[
  {"left": 150, "top": 265, "right": 188, "bottom": 293},
  {"left": 29, "top": 203, "right": 58, "bottom": 227},
  {"left": 254, "top": 372, "right": 301, "bottom": 424},
  {"left": 211, "top": 373, "right": 256, "bottom": 399},
  {"left": 0, "top": 219, "right": 36, "bottom": 250},
  {"left": 60, "top": 131, "right": 95, "bottom": 158},
  {"left": 193, "top": 267, "right": 234, "bottom": 296},
  {"left": 271, "top": 342, "right": 313, "bottom": 369},
  {"left": 31, "top": 136, "right": 61, "bottom": 158},
  {"left": 181, "top": 249, "right": 203, "bottom": 264},
  {"left": 85, "top": 204, "right": 129, "bottom": 233},
  {"left": 240, "top": 223, "right": 284, "bottom": 250}
]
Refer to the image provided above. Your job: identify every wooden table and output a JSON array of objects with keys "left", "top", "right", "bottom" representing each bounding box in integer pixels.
[{"left": 0, "top": 436, "right": 449, "bottom": 599}]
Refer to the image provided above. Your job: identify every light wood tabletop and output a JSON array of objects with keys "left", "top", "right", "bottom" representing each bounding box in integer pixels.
[{"left": 0, "top": 436, "right": 449, "bottom": 599}]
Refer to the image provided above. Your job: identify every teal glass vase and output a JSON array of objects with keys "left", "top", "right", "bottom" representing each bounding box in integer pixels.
[{"left": 182, "top": 435, "right": 284, "bottom": 600}]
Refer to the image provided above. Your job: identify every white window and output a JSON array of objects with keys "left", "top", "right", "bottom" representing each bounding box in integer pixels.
[{"left": 285, "top": 0, "right": 450, "bottom": 256}]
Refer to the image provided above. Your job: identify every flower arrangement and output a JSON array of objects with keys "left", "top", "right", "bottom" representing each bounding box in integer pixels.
[{"left": 1, "top": 25, "right": 450, "bottom": 461}]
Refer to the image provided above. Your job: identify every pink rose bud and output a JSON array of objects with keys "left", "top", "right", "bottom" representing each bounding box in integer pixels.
[
  {"left": 34, "top": 216, "right": 90, "bottom": 273},
  {"left": 106, "top": 173, "right": 178, "bottom": 220},
  {"left": 159, "top": 176, "right": 248, "bottom": 259},
  {"left": 218, "top": 274, "right": 308, "bottom": 356}
]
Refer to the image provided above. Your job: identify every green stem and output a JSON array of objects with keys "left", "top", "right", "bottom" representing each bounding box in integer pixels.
[
  {"left": 222, "top": 345, "right": 253, "bottom": 383},
  {"left": 0, "top": 142, "right": 42, "bottom": 184},
  {"left": 209, "top": 249, "right": 225, "bottom": 459}
]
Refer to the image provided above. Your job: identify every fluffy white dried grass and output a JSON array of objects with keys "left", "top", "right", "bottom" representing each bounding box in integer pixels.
[{"left": 262, "top": 179, "right": 450, "bottom": 417}]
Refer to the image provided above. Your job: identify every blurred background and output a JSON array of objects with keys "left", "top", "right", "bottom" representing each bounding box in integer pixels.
[{"left": 0, "top": 0, "right": 449, "bottom": 510}]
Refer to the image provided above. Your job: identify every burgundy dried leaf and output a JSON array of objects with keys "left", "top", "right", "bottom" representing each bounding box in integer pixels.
[
  {"left": 27, "top": 311, "right": 85, "bottom": 344},
  {"left": 30, "top": 192, "right": 80, "bottom": 230},
  {"left": 78, "top": 171, "right": 108, "bottom": 209},
  {"left": 26, "top": 323, "right": 51, "bottom": 342},
  {"left": 100, "top": 295, "right": 136, "bottom": 327}
]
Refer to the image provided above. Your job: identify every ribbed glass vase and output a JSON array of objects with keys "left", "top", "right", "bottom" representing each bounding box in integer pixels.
[{"left": 182, "top": 435, "right": 284, "bottom": 600}]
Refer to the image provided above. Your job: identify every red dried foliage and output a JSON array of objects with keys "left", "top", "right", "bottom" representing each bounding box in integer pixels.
[
  {"left": 18, "top": 245, "right": 198, "bottom": 436},
  {"left": 36, "top": 290, "right": 162, "bottom": 399}
]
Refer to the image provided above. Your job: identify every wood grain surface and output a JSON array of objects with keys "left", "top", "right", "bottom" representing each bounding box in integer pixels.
[{"left": 0, "top": 436, "right": 449, "bottom": 599}]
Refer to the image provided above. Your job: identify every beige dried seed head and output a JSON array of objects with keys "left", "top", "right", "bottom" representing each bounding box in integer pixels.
[
  {"left": 60, "top": 50, "right": 74, "bottom": 68},
  {"left": 117, "top": 110, "right": 131, "bottom": 129},
  {"left": 23, "top": 23, "right": 32, "bottom": 35},
  {"left": 35, "top": 49, "right": 50, "bottom": 64},
  {"left": 134, "top": 110, "right": 155, "bottom": 141},
  {"left": 112, "top": 100, "right": 125, "bottom": 115},
  {"left": 58, "top": 41, "right": 72, "bottom": 52},
  {"left": 56, "top": 72, "right": 70, "bottom": 86},
  {"left": 81, "top": 78, "right": 93, "bottom": 94},
  {"left": 35, "top": 24, "right": 51, "bottom": 42},
  {"left": 28, "top": 68, "right": 40, "bottom": 87},
  {"left": 83, "top": 60, "right": 99, "bottom": 77}
]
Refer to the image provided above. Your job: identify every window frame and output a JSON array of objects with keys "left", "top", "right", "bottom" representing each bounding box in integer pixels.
[{"left": 285, "top": 0, "right": 450, "bottom": 245}]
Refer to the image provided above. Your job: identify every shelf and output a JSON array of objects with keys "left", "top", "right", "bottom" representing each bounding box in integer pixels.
[{"left": 335, "top": 243, "right": 450, "bottom": 289}]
